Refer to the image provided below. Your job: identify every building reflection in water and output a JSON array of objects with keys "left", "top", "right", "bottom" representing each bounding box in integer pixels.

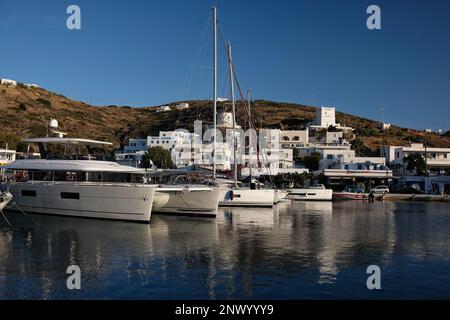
[{"left": 0, "top": 201, "right": 449, "bottom": 299}]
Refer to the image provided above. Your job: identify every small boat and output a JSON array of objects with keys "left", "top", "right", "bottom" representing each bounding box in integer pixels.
[
  {"left": 333, "top": 186, "right": 369, "bottom": 201},
  {"left": 286, "top": 184, "right": 333, "bottom": 201}
]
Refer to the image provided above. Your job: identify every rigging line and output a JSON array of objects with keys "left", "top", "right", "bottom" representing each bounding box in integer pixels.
[
  {"left": 184, "top": 12, "right": 212, "bottom": 97},
  {"left": 217, "top": 21, "right": 275, "bottom": 181},
  {"left": 230, "top": 57, "right": 274, "bottom": 182}
]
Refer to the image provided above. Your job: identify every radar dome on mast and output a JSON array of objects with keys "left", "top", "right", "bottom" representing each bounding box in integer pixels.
[{"left": 48, "top": 118, "right": 67, "bottom": 138}]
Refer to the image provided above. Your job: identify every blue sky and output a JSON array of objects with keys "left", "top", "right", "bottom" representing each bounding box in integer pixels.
[{"left": 0, "top": 0, "right": 449, "bottom": 130}]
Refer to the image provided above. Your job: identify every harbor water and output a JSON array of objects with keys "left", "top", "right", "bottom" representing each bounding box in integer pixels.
[{"left": 0, "top": 201, "right": 449, "bottom": 299}]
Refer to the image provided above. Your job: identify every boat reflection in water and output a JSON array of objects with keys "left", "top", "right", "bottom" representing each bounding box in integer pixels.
[{"left": 1, "top": 201, "right": 450, "bottom": 299}]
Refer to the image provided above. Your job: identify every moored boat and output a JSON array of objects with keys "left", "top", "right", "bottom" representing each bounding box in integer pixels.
[
  {"left": 333, "top": 186, "right": 369, "bottom": 201},
  {"left": 153, "top": 185, "right": 220, "bottom": 217},
  {"left": 286, "top": 185, "right": 333, "bottom": 201},
  {"left": 3, "top": 138, "right": 157, "bottom": 223}
]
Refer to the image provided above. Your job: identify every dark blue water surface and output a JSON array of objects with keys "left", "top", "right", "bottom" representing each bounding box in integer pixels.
[{"left": 1, "top": 201, "right": 449, "bottom": 299}]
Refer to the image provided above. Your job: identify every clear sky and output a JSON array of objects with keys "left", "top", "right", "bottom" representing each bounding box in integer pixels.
[{"left": 0, "top": 0, "right": 449, "bottom": 130}]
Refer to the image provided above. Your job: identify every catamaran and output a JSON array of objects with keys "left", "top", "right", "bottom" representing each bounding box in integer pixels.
[
  {"left": 3, "top": 137, "right": 157, "bottom": 222},
  {"left": 152, "top": 185, "right": 220, "bottom": 217}
]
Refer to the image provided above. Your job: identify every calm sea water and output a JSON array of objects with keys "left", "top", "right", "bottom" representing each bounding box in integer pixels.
[{"left": 0, "top": 201, "right": 449, "bottom": 299}]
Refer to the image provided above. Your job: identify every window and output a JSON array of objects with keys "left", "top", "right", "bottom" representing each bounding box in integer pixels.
[
  {"left": 61, "top": 192, "right": 80, "bottom": 200},
  {"left": 327, "top": 155, "right": 333, "bottom": 160},
  {"left": 21, "top": 190, "right": 36, "bottom": 197},
  {"left": 344, "top": 165, "right": 349, "bottom": 170}
]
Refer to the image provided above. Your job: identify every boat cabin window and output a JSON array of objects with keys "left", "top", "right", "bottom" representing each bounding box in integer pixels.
[
  {"left": 26, "top": 170, "right": 143, "bottom": 183},
  {"left": 21, "top": 190, "right": 37, "bottom": 197}
]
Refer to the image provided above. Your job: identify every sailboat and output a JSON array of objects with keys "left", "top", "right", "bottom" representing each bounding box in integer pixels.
[{"left": 208, "top": 7, "right": 276, "bottom": 207}]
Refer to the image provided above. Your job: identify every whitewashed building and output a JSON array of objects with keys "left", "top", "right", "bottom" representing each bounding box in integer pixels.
[
  {"left": 383, "top": 143, "right": 450, "bottom": 176},
  {"left": 25, "top": 83, "right": 40, "bottom": 88},
  {"left": 175, "top": 103, "right": 189, "bottom": 110},
  {"left": 156, "top": 105, "right": 171, "bottom": 113},
  {"left": 309, "top": 106, "right": 354, "bottom": 132},
  {"left": 0, "top": 148, "right": 16, "bottom": 177},
  {"left": 0, "top": 79, "right": 17, "bottom": 87}
]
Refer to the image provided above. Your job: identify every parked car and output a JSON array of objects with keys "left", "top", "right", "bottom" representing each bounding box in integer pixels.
[
  {"left": 310, "top": 184, "right": 326, "bottom": 189},
  {"left": 372, "top": 185, "right": 390, "bottom": 194},
  {"left": 344, "top": 185, "right": 365, "bottom": 193}
]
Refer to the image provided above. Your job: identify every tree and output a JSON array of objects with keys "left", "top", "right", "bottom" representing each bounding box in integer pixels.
[
  {"left": 404, "top": 153, "right": 427, "bottom": 176},
  {"left": 351, "top": 138, "right": 365, "bottom": 157},
  {"left": 303, "top": 152, "right": 321, "bottom": 172},
  {"left": 141, "top": 146, "right": 173, "bottom": 169}
]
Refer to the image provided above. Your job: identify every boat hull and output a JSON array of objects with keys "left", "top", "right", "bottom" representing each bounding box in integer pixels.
[
  {"left": 219, "top": 188, "right": 275, "bottom": 207},
  {"left": 333, "top": 192, "right": 369, "bottom": 201},
  {"left": 6, "top": 182, "right": 156, "bottom": 222},
  {"left": 286, "top": 188, "right": 333, "bottom": 201},
  {"left": 152, "top": 186, "right": 220, "bottom": 217}
]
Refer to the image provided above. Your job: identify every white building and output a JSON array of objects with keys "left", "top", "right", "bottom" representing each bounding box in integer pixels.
[
  {"left": 124, "top": 139, "right": 147, "bottom": 153},
  {"left": 0, "top": 148, "right": 16, "bottom": 177},
  {"left": 118, "top": 131, "right": 202, "bottom": 169},
  {"left": 0, "top": 148, "right": 16, "bottom": 166},
  {"left": 382, "top": 123, "right": 391, "bottom": 130},
  {"left": 384, "top": 143, "right": 450, "bottom": 176},
  {"left": 0, "top": 79, "right": 17, "bottom": 87},
  {"left": 175, "top": 103, "right": 189, "bottom": 110},
  {"left": 25, "top": 83, "right": 40, "bottom": 88},
  {"left": 279, "top": 129, "right": 309, "bottom": 148},
  {"left": 316, "top": 145, "right": 392, "bottom": 178},
  {"left": 156, "top": 105, "right": 171, "bottom": 113},
  {"left": 309, "top": 106, "right": 354, "bottom": 134}
]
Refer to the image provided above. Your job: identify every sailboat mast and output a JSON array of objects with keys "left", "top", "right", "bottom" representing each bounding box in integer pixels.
[
  {"left": 248, "top": 89, "right": 252, "bottom": 179},
  {"left": 212, "top": 6, "right": 218, "bottom": 181},
  {"left": 228, "top": 43, "right": 238, "bottom": 186}
]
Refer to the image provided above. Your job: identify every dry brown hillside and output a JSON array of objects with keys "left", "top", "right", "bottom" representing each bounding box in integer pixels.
[{"left": 1, "top": 83, "right": 449, "bottom": 154}]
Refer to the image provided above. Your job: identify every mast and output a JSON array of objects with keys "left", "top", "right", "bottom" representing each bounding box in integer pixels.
[
  {"left": 212, "top": 6, "right": 218, "bottom": 181},
  {"left": 248, "top": 89, "right": 252, "bottom": 179},
  {"left": 228, "top": 43, "right": 238, "bottom": 187}
]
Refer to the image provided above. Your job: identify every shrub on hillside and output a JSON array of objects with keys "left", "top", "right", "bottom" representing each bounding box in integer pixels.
[{"left": 36, "top": 98, "right": 51, "bottom": 108}]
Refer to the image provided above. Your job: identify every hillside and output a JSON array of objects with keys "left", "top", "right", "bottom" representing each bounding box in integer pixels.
[{"left": 1, "top": 84, "right": 449, "bottom": 154}]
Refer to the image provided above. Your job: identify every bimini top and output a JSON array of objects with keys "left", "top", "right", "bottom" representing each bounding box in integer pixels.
[
  {"left": 21, "top": 137, "right": 113, "bottom": 147},
  {"left": 5, "top": 159, "right": 146, "bottom": 173}
]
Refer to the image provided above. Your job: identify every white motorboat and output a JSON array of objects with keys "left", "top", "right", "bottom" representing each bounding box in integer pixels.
[
  {"left": 153, "top": 185, "right": 220, "bottom": 217},
  {"left": 3, "top": 138, "right": 157, "bottom": 223},
  {"left": 286, "top": 184, "right": 333, "bottom": 201}
]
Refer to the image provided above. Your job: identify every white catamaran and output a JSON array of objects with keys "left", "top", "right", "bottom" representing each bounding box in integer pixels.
[{"left": 4, "top": 138, "right": 157, "bottom": 222}]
